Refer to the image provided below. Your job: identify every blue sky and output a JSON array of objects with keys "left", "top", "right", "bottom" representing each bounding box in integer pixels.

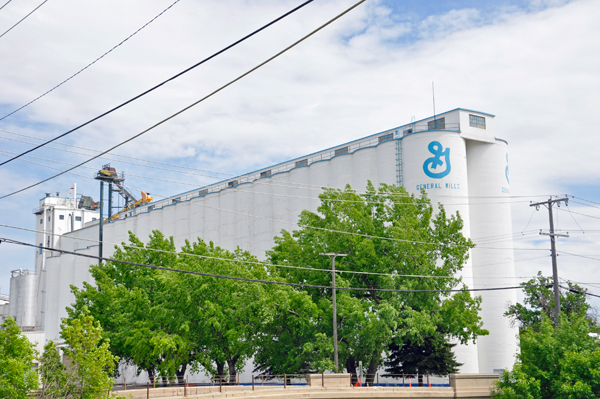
[{"left": 0, "top": 0, "right": 598, "bottom": 306}]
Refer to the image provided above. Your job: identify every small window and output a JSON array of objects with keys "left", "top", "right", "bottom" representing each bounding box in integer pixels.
[
  {"left": 75, "top": 216, "right": 82, "bottom": 221},
  {"left": 148, "top": 205, "right": 155, "bottom": 211},
  {"left": 403, "top": 129, "right": 412, "bottom": 135},
  {"left": 469, "top": 114, "right": 486, "bottom": 129},
  {"left": 428, "top": 117, "right": 445, "bottom": 130},
  {"left": 378, "top": 133, "right": 394, "bottom": 143},
  {"left": 48, "top": 216, "right": 51, "bottom": 221},
  {"left": 39, "top": 244, "right": 42, "bottom": 255},
  {"left": 40, "top": 219, "right": 43, "bottom": 225},
  {"left": 227, "top": 180, "right": 238, "bottom": 188},
  {"left": 199, "top": 189, "right": 208, "bottom": 197},
  {"left": 92, "top": 217, "right": 97, "bottom": 221},
  {"left": 295, "top": 159, "right": 308, "bottom": 167},
  {"left": 334, "top": 147, "right": 349, "bottom": 156},
  {"left": 172, "top": 197, "right": 181, "bottom": 204},
  {"left": 260, "top": 170, "right": 271, "bottom": 178},
  {"left": 59, "top": 215, "right": 65, "bottom": 220}
]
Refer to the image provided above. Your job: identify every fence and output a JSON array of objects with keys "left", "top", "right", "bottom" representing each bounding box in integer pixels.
[
  {"left": 111, "top": 373, "right": 449, "bottom": 395},
  {"left": 349, "top": 373, "right": 450, "bottom": 387}
]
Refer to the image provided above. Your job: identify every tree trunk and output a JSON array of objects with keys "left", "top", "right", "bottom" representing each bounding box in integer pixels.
[
  {"left": 176, "top": 363, "right": 187, "bottom": 385},
  {"left": 227, "top": 358, "right": 238, "bottom": 385},
  {"left": 216, "top": 361, "right": 225, "bottom": 382},
  {"left": 346, "top": 356, "right": 357, "bottom": 385},
  {"left": 365, "top": 357, "right": 379, "bottom": 386},
  {"left": 418, "top": 373, "right": 424, "bottom": 387}
]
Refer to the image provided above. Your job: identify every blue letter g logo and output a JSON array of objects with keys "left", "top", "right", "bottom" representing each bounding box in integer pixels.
[{"left": 423, "top": 141, "right": 451, "bottom": 179}]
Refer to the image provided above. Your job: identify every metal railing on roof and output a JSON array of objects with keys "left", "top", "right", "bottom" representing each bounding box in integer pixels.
[{"left": 107, "top": 123, "right": 459, "bottom": 222}]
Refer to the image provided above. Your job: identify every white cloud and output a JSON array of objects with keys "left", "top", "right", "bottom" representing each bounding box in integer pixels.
[{"left": 0, "top": 0, "right": 598, "bottom": 297}]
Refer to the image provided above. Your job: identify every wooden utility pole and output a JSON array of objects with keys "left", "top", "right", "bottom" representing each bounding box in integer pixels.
[
  {"left": 530, "top": 197, "right": 569, "bottom": 325},
  {"left": 319, "top": 253, "right": 347, "bottom": 372}
]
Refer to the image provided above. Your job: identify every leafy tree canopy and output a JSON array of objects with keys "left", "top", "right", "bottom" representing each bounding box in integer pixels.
[
  {"left": 263, "top": 182, "right": 487, "bottom": 383},
  {"left": 0, "top": 317, "right": 38, "bottom": 399},
  {"left": 494, "top": 313, "right": 600, "bottom": 399},
  {"left": 71, "top": 231, "right": 275, "bottom": 384},
  {"left": 505, "top": 272, "right": 594, "bottom": 330},
  {"left": 61, "top": 307, "right": 119, "bottom": 398}
]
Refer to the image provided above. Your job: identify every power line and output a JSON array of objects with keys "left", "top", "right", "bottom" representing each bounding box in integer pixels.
[
  {"left": 0, "top": 0, "right": 364, "bottom": 199},
  {"left": 0, "top": 222, "right": 455, "bottom": 279},
  {"left": 571, "top": 195, "right": 600, "bottom": 207},
  {"left": 559, "top": 284, "right": 600, "bottom": 300},
  {"left": 0, "top": 0, "right": 182, "bottom": 122},
  {"left": 0, "top": 151, "right": 154, "bottom": 198},
  {"left": 0, "top": 134, "right": 547, "bottom": 209},
  {"left": 0, "top": 0, "right": 12, "bottom": 12},
  {"left": 0, "top": 130, "right": 562, "bottom": 200},
  {"left": 0, "top": 236, "right": 542, "bottom": 294},
  {"left": 0, "top": 0, "right": 49, "bottom": 40},
  {"left": 557, "top": 251, "right": 600, "bottom": 262},
  {"left": 556, "top": 207, "right": 600, "bottom": 221},
  {"left": 0, "top": 0, "right": 316, "bottom": 167},
  {"left": 0, "top": 147, "right": 540, "bottom": 213},
  {"left": 0, "top": 221, "right": 549, "bottom": 276},
  {"left": 0, "top": 130, "right": 232, "bottom": 177}
]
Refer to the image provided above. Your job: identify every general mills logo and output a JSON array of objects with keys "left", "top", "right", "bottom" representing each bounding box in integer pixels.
[
  {"left": 423, "top": 141, "right": 451, "bottom": 179},
  {"left": 505, "top": 153, "right": 509, "bottom": 184}
]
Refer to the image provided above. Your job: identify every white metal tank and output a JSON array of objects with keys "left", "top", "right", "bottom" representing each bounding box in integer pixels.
[
  {"left": 466, "top": 139, "right": 518, "bottom": 372},
  {"left": 8, "top": 269, "right": 37, "bottom": 328},
  {"left": 401, "top": 129, "right": 480, "bottom": 373}
]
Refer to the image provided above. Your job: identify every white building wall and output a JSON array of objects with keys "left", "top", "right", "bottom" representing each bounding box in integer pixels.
[{"left": 37, "top": 108, "right": 516, "bottom": 374}]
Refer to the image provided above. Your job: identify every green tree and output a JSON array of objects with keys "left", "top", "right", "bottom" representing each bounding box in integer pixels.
[
  {"left": 174, "top": 238, "right": 271, "bottom": 384},
  {"left": 60, "top": 307, "right": 119, "bottom": 398},
  {"left": 0, "top": 317, "right": 38, "bottom": 399},
  {"left": 72, "top": 231, "right": 278, "bottom": 384},
  {"left": 264, "top": 182, "right": 487, "bottom": 384},
  {"left": 253, "top": 286, "right": 329, "bottom": 374},
  {"left": 71, "top": 231, "right": 192, "bottom": 382},
  {"left": 384, "top": 333, "right": 461, "bottom": 386},
  {"left": 39, "top": 340, "right": 71, "bottom": 398},
  {"left": 494, "top": 313, "right": 600, "bottom": 399},
  {"left": 505, "top": 272, "right": 592, "bottom": 330}
]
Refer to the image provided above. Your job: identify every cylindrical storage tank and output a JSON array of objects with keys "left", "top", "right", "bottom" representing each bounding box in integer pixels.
[
  {"left": 401, "top": 130, "right": 479, "bottom": 373},
  {"left": 8, "top": 269, "right": 37, "bottom": 328},
  {"left": 466, "top": 139, "right": 518, "bottom": 373}
]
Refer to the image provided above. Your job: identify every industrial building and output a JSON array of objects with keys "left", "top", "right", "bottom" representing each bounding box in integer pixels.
[{"left": 6, "top": 108, "right": 517, "bottom": 376}]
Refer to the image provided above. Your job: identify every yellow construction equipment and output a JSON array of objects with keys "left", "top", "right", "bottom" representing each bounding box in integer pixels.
[
  {"left": 109, "top": 192, "right": 153, "bottom": 220},
  {"left": 95, "top": 165, "right": 153, "bottom": 222}
]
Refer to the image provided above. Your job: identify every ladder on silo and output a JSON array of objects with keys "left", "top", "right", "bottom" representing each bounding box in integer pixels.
[{"left": 396, "top": 138, "right": 403, "bottom": 188}]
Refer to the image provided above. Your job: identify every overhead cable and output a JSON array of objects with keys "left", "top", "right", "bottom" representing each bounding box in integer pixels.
[
  {"left": 0, "top": 133, "right": 551, "bottom": 206},
  {"left": 0, "top": 0, "right": 12, "bottom": 12},
  {"left": 0, "top": 130, "right": 560, "bottom": 199},
  {"left": 0, "top": 223, "right": 451, "bottom": 279},
  {"left": 559, "top": 284, "right": 600, "bottom": 299},
  {"left": 0, "top": 222, "right": 540, "bottom": 279},
  {"left": 0, "top": 0, "right": 182, "bottom": 122},
  {"left": 0, "top": 0, "right": 315, "bottom": 166},
  {"left": 0, "top": 129, "right": 232, "bottom": 177},
  {"left": 0, "top": 0, "right": 49, "bottom": 39},
  {"left": 0, "top": 0, "right": 366, "bottom": 199},
  {"left": 0, "top": 151, "right": 554, "bottom": 252},
  {"left": 0, "top": 236, "right": 543, "bottom": 293},
  {"left": 0, "top": 147, "right": 539, "bottom": 210}
]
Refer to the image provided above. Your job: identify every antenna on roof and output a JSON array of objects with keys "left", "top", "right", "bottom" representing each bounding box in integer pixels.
[{"left": 432, "top": 82, "right": 436, "bottom": 123}]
